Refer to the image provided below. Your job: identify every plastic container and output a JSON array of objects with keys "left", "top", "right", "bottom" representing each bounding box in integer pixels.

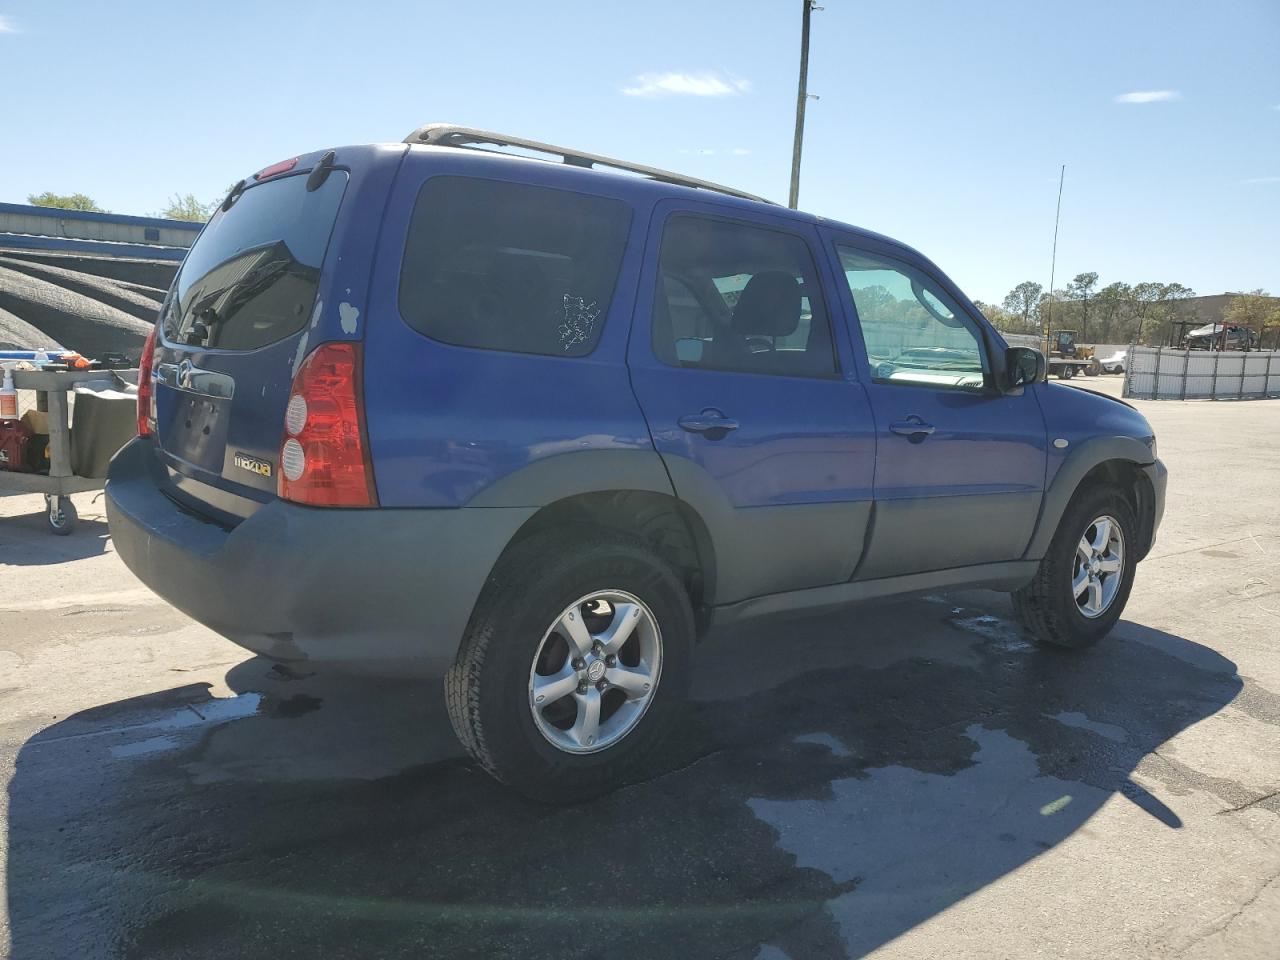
[
  {"left": 0, "top": 419, "right": 32, "bottom": 472},
  {"left": 71, "top": 382, "right": 138, "bottom": 478},
  {"left": 0, "top": 368, "right": 17, "bottom": 420}
]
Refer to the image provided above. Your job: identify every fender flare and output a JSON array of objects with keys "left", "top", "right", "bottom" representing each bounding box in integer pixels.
[
  {"left": 466, "top": 449, "right": 675, "bottom": 507},
  {"left": 1023, "top": 435, "right": 1155, "bottom": 560},
  {"left": 464, "top": 448, "right": 720, "bottom": 607}
]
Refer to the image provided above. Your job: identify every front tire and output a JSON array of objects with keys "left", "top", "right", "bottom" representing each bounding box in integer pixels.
[
  {"left": 1012, "top": 485, "right": 1137, "bottom": 649},
  {"left": 445, "top": 529, "right": 694, "bottom": 802}
]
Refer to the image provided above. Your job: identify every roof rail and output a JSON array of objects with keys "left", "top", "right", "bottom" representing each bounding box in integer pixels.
[{"left": 402, "top": 124, "right": 775, "bottom": 205}]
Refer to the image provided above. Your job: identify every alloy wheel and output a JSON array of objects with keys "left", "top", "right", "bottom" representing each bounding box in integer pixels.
[
  {"left": 1072, "top": 515, "right": 1125, "bottom": 618},
  {"left": 527, "top": 590, "right": 662, "bottom": 754}
]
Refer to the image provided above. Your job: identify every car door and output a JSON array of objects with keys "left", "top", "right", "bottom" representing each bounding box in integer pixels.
[
  {"left": 627, "top": 201, "right": 877, "bottom": 604},
  {"left": 824, "top": 233, "right": 1048, "bottom": 580}
]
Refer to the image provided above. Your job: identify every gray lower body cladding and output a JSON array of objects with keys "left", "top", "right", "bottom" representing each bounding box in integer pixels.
[{"left": 105, "top": 438, "right": 534, "bottom": 675}]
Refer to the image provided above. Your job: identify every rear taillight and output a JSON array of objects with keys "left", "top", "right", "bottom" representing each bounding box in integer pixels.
[
  {"left": 136, "top": 326, "right": 157, "bottom": 437},
  {"left": 254, "top": 157, "right": 299, "bottom": 180},
  {"left": 278, "top": 342, "right": 377, "bottom": 507}
]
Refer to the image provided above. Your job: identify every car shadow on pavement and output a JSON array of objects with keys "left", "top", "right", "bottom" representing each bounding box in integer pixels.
[
  {"left": 0, "top": 508, "right": 110, "bottom": 564},
  {"left": 5, "top": 593, "right": 1243, "bottom": 960}
]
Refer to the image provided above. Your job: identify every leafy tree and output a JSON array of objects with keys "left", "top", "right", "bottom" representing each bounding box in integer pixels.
[
  {"left": 1094, "top": 282, "right": 1132, "bottom": 343},
  {"left": 1067, "top": 272, "right": 1099, "bottom": 340},
  {"left": 1002, "top": 281, "right": 1043, "bottom": 332},
  {"left": 27, "top": 191, "right": 107, "bottom": 212},
  {"left": 1127, "top": 282, "right": 1170, "bottom": 344},
  {"left": 973, "top": 300, "right": 1021, "bottom": 333},
  {"left": 1224, "top": 290, "right": 1280, "bottom": 349},
  {"left": 1152, "top": 283, "right": 1196, "bottom": 344},
  {"left": 160, "top": 193, "right": 216, "bottom": 222}
]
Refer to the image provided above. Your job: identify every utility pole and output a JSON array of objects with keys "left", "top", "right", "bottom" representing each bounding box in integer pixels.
[
  {"left": 788, "top": 1, "right": 819, "bottom": 209},
  {"left": 1045, "top": 164, "right": 1066, "bottom": 339}
]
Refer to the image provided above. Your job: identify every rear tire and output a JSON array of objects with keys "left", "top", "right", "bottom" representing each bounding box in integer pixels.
[
  {"left": 445, "top": 529, "right": 694, "bottom": 802},
  {"left": 1012, "top": 485, "right": 1137, "bottom": 649}
]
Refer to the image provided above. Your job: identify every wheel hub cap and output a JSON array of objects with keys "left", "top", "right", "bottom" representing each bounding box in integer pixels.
[
  {"left": 1072, "top": 515, "right": 1125, "bottom": 619},
  {"left": 528, "top": 590, "right": 662, "bottom": 755}
]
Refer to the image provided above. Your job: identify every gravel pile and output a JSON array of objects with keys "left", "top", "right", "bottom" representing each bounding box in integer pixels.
[{"left": 0, "top": 250, "right": 179, "bottom": 360}]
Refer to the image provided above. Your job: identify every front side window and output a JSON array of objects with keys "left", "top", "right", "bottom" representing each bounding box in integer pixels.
[
  {"left": 651, "top": 215, "right": 837, "bottom": 378},
  {"left": 838, "top": 245, "right": 987, "bottom": 390},
  {"left": 399, "top": 177, "right": 632, "bottom": 357}
]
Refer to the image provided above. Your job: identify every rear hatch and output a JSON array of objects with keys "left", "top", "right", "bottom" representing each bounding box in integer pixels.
[{"left": 150, "top": 153, "right": 357, "bottom": 525}]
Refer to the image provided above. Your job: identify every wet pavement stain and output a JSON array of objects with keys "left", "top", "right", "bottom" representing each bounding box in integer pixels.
[{"left": 4, "top": 600, "right": 1247, "bottom": 960}]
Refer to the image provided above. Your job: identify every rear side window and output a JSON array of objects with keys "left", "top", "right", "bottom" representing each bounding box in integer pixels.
[
  {"left": 398, "top": 177, "right": 632, "bottom": 357},
  {"left": 165, "top": 171, "right": 348, "bottom": 351}
]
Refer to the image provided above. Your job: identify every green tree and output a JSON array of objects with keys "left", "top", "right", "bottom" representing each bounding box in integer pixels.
[
  {"left": 1094, "top": 282, "right": 1132, "bottom": 343},
  {"left": 973, "top": 300, "right": 1016, "bottom": 331},
  {"left": 27, "top": 191, "right": 107, "bottom": 212},
  {"left": 160, "top": 193, "right": 215, "bottom": 222},
  {"left": 1067, "top": 272, "right": 1099, "bottom": 341},
  {"left": 1002, "top": 281, "right": 1043, "bottom": 333},
  {"left": 1127, "top": 282, "right": 1168, "bottom": 344},
  {"left": 1151, "top": 283, "right": 1196, "bottom": 345},
  {"left": 1224, "top": 290, "right": 1280, "bottom": 349}
]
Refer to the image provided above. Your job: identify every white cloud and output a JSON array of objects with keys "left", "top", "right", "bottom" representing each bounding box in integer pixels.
[
  {"left": 622, "top": 71, "right": 750, "bottom": 98},
  {"left": 731, "top": 147, "right": 752, "bottom": 156},
  {"left": 1114, "top": 90, "right": 1181, "bottom": 104},
  {"left": 0, "top": 15, "right": 17, "bottom": 33},
  {"left": 1242, "top": 176, "right": 1280, "bottom": 184}
]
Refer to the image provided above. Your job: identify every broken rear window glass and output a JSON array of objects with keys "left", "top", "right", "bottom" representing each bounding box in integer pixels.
[
  {"left": 398, "top": 176, "right": 631, "bottom": 357},
  {"left": 165, "top": 171, "right": 348, "bottom": 351}
]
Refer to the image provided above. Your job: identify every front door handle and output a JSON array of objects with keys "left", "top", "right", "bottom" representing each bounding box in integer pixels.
[
  {"left": 889, "top": 416, "right": 936, "bottom": 439},
  {"left": 678, "top": 410, "right": 740, "bottom": 438}
]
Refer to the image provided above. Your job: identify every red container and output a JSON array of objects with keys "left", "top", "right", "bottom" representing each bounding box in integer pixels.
[{"left": 0, "top": 419, "right": 32, "bottom": 473}]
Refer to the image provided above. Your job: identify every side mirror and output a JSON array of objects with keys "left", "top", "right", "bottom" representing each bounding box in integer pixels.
[{"left": 1004, "top": 346, "right": 1045, "bottom": 391}]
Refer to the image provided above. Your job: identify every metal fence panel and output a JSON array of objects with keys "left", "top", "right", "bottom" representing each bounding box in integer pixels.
[{"left": 1123, "top": 346, "right": 1280, "bottom": 400}]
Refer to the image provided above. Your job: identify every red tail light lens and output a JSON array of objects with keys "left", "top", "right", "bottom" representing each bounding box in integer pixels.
[
  {"left": 278, "top": 342, "right": 377, "bottom": 507},
  {"left": 254, "top": 157, "right": 299, "bottom": 180},
  {"left": 136, "top": 326, "right": 158, "bottom": 437}
]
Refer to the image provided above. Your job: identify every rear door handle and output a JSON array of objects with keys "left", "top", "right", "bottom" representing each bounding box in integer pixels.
[
  {"left": 678, "top": 410, "right": 740, "bottom": 437},
  {"left": 889, "top": 416, "right": 936, "bottom": 438}
]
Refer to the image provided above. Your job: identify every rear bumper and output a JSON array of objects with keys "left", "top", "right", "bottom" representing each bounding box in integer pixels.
[{"left": 105, "top": 438, "right": 534, "bottom": 675}]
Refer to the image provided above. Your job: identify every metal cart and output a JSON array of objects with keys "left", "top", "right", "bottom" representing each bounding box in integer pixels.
[{"left": 1, "top": 368, "right": 138, "bottom": 535}]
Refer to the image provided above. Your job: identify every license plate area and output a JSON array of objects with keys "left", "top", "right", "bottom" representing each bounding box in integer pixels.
[{"left": 156, "top": 385, "right": 231, "bottom": 474}]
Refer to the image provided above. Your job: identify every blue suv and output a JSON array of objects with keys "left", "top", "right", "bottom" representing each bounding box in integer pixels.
[{"left": 106, "top": 125, "right": 1166, "bottom": 800}]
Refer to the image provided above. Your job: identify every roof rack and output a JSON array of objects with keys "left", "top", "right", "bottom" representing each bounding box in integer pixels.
[{"left": 403, "top": 124, "right": 774, "bottom": 205}]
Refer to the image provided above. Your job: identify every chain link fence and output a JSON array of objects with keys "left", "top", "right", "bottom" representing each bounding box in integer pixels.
[{"left": 1123, "top": 345, "right": 1280, "bottom": 400}]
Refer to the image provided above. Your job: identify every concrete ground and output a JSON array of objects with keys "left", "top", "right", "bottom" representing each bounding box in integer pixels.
[{"left": 2, "top": 376, "right": 1278, "bottom": 960}]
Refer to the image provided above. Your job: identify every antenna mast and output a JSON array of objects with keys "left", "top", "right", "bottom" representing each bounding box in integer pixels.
[{"left": 1045, "top": 164, "right": 1066, "bottom": 338}]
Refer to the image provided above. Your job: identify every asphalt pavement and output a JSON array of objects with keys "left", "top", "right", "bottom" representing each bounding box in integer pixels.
[{"left": 2, "top": 375, "right": 1278, "bottom": 959}]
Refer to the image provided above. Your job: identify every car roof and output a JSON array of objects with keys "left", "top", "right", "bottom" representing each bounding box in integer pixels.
[{"left": 395, "top": 141, "right": 922, "bottom": 262}]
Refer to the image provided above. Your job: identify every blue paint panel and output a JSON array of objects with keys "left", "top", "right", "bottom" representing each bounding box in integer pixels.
[{"left": 362, "top": 148, "right": 657, "bottom": 508}]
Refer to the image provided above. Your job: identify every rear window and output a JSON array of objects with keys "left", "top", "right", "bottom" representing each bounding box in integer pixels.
[
  {"left": 163, "top": 171, "right": 347, "bottom": 351},
  {"left": 398, "top": 176, "right": 631, "bottom": 357}
]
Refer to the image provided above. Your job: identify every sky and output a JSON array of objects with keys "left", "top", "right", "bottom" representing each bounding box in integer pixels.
[{"left": 1, "top": 0, "right": 1277, "bottom": 304}]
